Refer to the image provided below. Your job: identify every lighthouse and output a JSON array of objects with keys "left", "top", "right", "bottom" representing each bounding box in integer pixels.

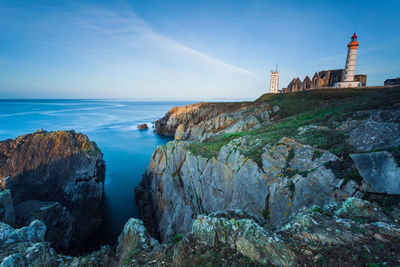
[
  {"left": 269, "top": 64, "right": 279, "bottom": 93},
  {"left": 335, "top": 33, "right": 363, "bottom": 88}
]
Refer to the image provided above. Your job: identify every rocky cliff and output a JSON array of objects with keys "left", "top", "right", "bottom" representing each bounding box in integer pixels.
[
  {"left": 0, "top": 130, "right": 105, "bottom": 253},
  {"left": 137, "top": 87, "right": 400, "bottom": 244},
  {"left": 155, "top": 102, "right": 273, "bottom": 140}
]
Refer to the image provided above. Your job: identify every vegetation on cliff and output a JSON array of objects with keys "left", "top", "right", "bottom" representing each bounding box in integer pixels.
[{"left": 187, "top": 87, "right": 400, "bottom": 162}]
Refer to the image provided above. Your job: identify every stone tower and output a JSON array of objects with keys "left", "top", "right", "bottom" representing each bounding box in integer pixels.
[
  {"left": 335, "top": 33, "right": 362, "bottom": 88},
  {"left": 269, "top": 65, "right": 279, "bottom": 93}
]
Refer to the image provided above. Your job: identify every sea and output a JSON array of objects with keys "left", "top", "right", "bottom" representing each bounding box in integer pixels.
[{"left": 0, "top": 99, "right": 194, "bottom": 250}]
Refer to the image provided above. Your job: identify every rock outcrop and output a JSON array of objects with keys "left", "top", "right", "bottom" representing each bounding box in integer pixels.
[
  {"left": 135, "top": 137, "right": 361, "bottom": 242},
  {"left": 351, "top": 151, "right": 400, "bottom": 194},
  {"left": 0, "top": 220, "right": 117, "bottom": 266},
  {"left": 2, "top": 198, "right": 400, "bottom": 266},
  {"left": 14, "top": 200, "right": 73, "bottom": 251},
  {"left": 154, "top": 102, "right": 272, "bottom": 140},
  {"left": 140, "top": 88, "right": 400, "bottom": 246},
  {"left": 0, "top": 130, "right": 105, "bottom": 252},
  {"left": 191, "top": 198, "right": 400, "bottom": 266}
]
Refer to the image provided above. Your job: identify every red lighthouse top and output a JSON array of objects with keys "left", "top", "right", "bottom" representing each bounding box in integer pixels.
[{"left": 348, "top": 32, "right": 359, "bottom": 49}]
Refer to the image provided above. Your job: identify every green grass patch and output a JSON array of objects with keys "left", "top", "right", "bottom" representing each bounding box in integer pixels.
[
  {"left": 172, "top": 233, "right": 185, "bottom": 246},
  {"left": 312, "top": 206, "right": 324, "bottom": 214},
  {"left": 187, "top": 142, "right": 225, "bottom": 159}
]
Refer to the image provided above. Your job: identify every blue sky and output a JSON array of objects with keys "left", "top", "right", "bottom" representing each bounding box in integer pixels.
[{"left": 0, "top": 0, "right": 399, "bottom": 100}]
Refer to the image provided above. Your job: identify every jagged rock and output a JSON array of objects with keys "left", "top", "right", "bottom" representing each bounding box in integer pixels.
[
  {"left": 192, "top": 213, "right": 296, "bottom": 266},
  {"left": 14, "top": 200, "right": 73, "bottom": 252},
  {"left": 0, "top": 220, "right": 117, "bottom": 267},
  {"left": 0, "top": 220, "right": 57, "bottom": 267},
  {"left": 351, "top": 151, "right": 400, "bottom": 194},
  {"left": 191, "top": 200, "right": 400, "bottom": 266},
  {"left": 174, "top": 124, "right": 184, "bottom": 140},
  {"left": 136, "top": 137, "right": 359, "bottom": 242},
  {"left": 116, "top": 218, "right": 159, "bottom": 266},
  {"left": 334, "top": 197, "right": 387, "bottom": 222},
  {"left": 0, "top": 190, "right": 15, "bottom": 225},
  {"left": 57, "top": 245, "right": 117, "bottom": 267},
  {"left": 0, "top": 130, "right": 105, "bottom": 252}
]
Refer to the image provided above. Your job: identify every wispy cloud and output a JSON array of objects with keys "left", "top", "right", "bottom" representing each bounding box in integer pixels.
[{"left": 4, "top": 2, "right": 256, "bottom": 76}]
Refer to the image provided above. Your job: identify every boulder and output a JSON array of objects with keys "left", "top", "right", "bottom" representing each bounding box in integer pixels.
[
  {"left": 116, "top": 218, "right": 159, "bottom": 266},
  {"left": 192, "top": 213, "right": 296, "bottom": 266},
  {"left": 0, "top": 190, "right": 15, "bottom": 225},
  {"left": 351, "top": 151, "right": 400, "bottom": 194}
]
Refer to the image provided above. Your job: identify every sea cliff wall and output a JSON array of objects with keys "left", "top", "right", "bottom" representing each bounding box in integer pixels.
[{"left": 0, "top": 130, "right": 105, "bottom": 252}]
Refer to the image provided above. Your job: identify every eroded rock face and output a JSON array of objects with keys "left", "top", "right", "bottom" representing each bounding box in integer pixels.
[
  {"left": 0, "top": 190, "right": 14, "bottom": 225},
  {"left": 14, "top": 200, "right": 73, "bottom": 251},
  {"left": 135, "top": 137, "right": 360, "bottom": 242},
  {"left": 0, "top": 130, "right": 105, "bottom": 252},
  {"left": 340, "top": 109, "right": 400, "bottom": 152},
  {"left": 155, "top": 102, "right": 272, "bottom": 140}
]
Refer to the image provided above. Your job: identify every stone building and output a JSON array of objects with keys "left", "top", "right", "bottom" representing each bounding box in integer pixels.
[
  {"left": 354, "top": 75, "right": 367, "bottom": 86},
  {"left": 283, "top": 69, "right": 347, "bottom": 93},
  {"left": 384, "top": 77, "right": 400, "bottom": 86}
]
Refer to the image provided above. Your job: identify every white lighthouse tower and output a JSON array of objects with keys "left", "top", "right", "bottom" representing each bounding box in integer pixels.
[
  {"left": 269, "top": 64, "right": 279, "bottom": 93},
  {"left": 335, "top": 33, "right": 362, "bottom": 88}
]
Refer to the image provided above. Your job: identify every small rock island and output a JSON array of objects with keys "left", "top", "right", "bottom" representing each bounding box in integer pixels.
[{"left": 138, "top": 123, "right": 149, "bottom": 130}]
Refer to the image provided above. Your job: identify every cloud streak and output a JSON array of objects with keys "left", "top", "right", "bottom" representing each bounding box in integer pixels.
[{"left": 6, "top": 3, "right": 256, "bottom": 77}]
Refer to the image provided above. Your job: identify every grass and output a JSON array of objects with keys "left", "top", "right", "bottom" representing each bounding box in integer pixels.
[
  {"left": 186, "top": 87, "right": 400, "bottom": 165},
  {"left": 172, "top": 233, "right": 185, "bottom": 246},
  {"left": 312, "top": 206, "right": 324, "bottom": 214},
  {"left": 261, "top": 209, "right": 270, "bottom": 220}
]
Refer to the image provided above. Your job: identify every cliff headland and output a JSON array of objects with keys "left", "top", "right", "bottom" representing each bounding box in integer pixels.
[{"left": 135, "top": 86, "right": 400, "bottom": 265}]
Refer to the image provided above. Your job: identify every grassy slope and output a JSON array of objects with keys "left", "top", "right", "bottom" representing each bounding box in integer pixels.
[{"left": 187, "top": 87, "right": 400, "bottom": 166}]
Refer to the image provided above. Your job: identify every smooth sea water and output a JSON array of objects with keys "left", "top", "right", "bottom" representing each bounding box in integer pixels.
[{"left": 0, "top": 99, "right": 193, "bottom": 249}]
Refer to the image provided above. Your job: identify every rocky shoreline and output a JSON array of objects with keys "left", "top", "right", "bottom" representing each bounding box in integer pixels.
[
  {"left": 1, "top": 87, "right": 400, "bottom": 266},
  {"left": 0, "top": 130, "right": 105, "bottom": 253}
]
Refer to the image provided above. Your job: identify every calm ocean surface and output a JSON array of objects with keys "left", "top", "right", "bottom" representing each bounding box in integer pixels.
[{"left": 0, "top": 99, "right": 194, "bottom": 249}]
